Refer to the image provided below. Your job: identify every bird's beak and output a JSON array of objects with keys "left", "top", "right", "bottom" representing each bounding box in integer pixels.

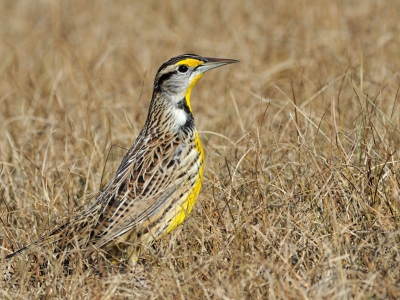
[{"left": 197, "top": 57, "right": 239, "bottom": 73}]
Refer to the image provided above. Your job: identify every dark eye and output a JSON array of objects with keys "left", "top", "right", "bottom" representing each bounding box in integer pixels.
[{"left": 178, "top": 65, "right": 188, "bottom": 73}]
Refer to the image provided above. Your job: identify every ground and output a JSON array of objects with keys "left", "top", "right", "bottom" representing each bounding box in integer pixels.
[{"left": 1, "top": 0, "right": 399, "bottom": 299}]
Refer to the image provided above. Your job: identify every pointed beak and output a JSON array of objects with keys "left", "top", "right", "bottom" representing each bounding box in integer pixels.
[{"left": 196, "top": 57, "right": 239, "bottom": 73}]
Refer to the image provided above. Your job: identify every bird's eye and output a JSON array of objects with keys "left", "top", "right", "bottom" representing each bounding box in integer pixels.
[{"left": 178, "top": 65, "right": 188, "bottom": 73}]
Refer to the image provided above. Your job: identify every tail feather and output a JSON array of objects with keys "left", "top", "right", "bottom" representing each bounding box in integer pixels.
[
  {"left": 5, "top": 219, "right": 72, "bottom": 260},
  {"left": 5, "top": 244, "right": 30, "bottom": 260}
]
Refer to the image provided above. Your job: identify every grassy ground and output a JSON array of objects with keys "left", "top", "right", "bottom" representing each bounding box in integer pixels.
[{"left": 1, "top": 0, "right": 400, "bottom": 299}]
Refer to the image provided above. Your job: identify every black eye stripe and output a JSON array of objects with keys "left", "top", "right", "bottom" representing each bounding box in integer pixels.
[
  {"left": 158, "top": 71, "right": 175, "bottom": 85},
  {"left": 157, "top": 63, "right": 190, "bottom": 87}
]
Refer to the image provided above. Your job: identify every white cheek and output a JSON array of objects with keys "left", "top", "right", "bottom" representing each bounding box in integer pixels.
[{"left": 169, "top": 91, "right": 186, "bottom": 104}]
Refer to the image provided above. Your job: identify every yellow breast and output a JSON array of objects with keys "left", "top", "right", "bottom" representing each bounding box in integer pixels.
[{"left": 166, "top": 131, "right": 204, "bottom": 233}]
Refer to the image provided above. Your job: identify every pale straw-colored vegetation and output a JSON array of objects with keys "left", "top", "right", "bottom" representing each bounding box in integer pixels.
[{"left": 1, "top": 1, "right": 399, "bottom": 298}]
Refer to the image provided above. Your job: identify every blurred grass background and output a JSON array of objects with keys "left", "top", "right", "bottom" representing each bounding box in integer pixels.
[{"left": 1, "top": 0, "right": 399, "bottom": 298}]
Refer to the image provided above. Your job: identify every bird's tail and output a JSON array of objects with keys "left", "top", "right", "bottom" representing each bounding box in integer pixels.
[{"left": 5, "top": 244, "right": 30, "bottom": 260}]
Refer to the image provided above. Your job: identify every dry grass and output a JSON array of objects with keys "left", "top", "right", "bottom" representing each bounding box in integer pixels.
[{"left": 1, "top": 0, "right": 400, "bottom": 299}]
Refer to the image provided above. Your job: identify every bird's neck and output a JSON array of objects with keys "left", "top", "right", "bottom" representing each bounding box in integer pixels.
[{"left": 145, "top": 92, "right": 196, "bottom": 136}]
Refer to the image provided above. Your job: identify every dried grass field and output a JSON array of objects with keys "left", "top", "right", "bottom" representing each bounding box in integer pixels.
[{"left": 1, "top": 0, "right": 400, "bottom": 299}]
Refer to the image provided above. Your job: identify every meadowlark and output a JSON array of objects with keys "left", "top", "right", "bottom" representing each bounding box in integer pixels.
[{"left": 6, "top": 54, "right": 238, "bottom": 267}]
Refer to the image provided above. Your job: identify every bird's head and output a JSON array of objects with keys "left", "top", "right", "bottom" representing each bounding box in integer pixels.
[{"left": 153, "top": 54, "right": 238, "bottom": 112}]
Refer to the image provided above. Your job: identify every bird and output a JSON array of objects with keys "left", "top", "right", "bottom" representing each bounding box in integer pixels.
[{"left": 5, "top": 54, "right": 238, "bottom": 268}]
